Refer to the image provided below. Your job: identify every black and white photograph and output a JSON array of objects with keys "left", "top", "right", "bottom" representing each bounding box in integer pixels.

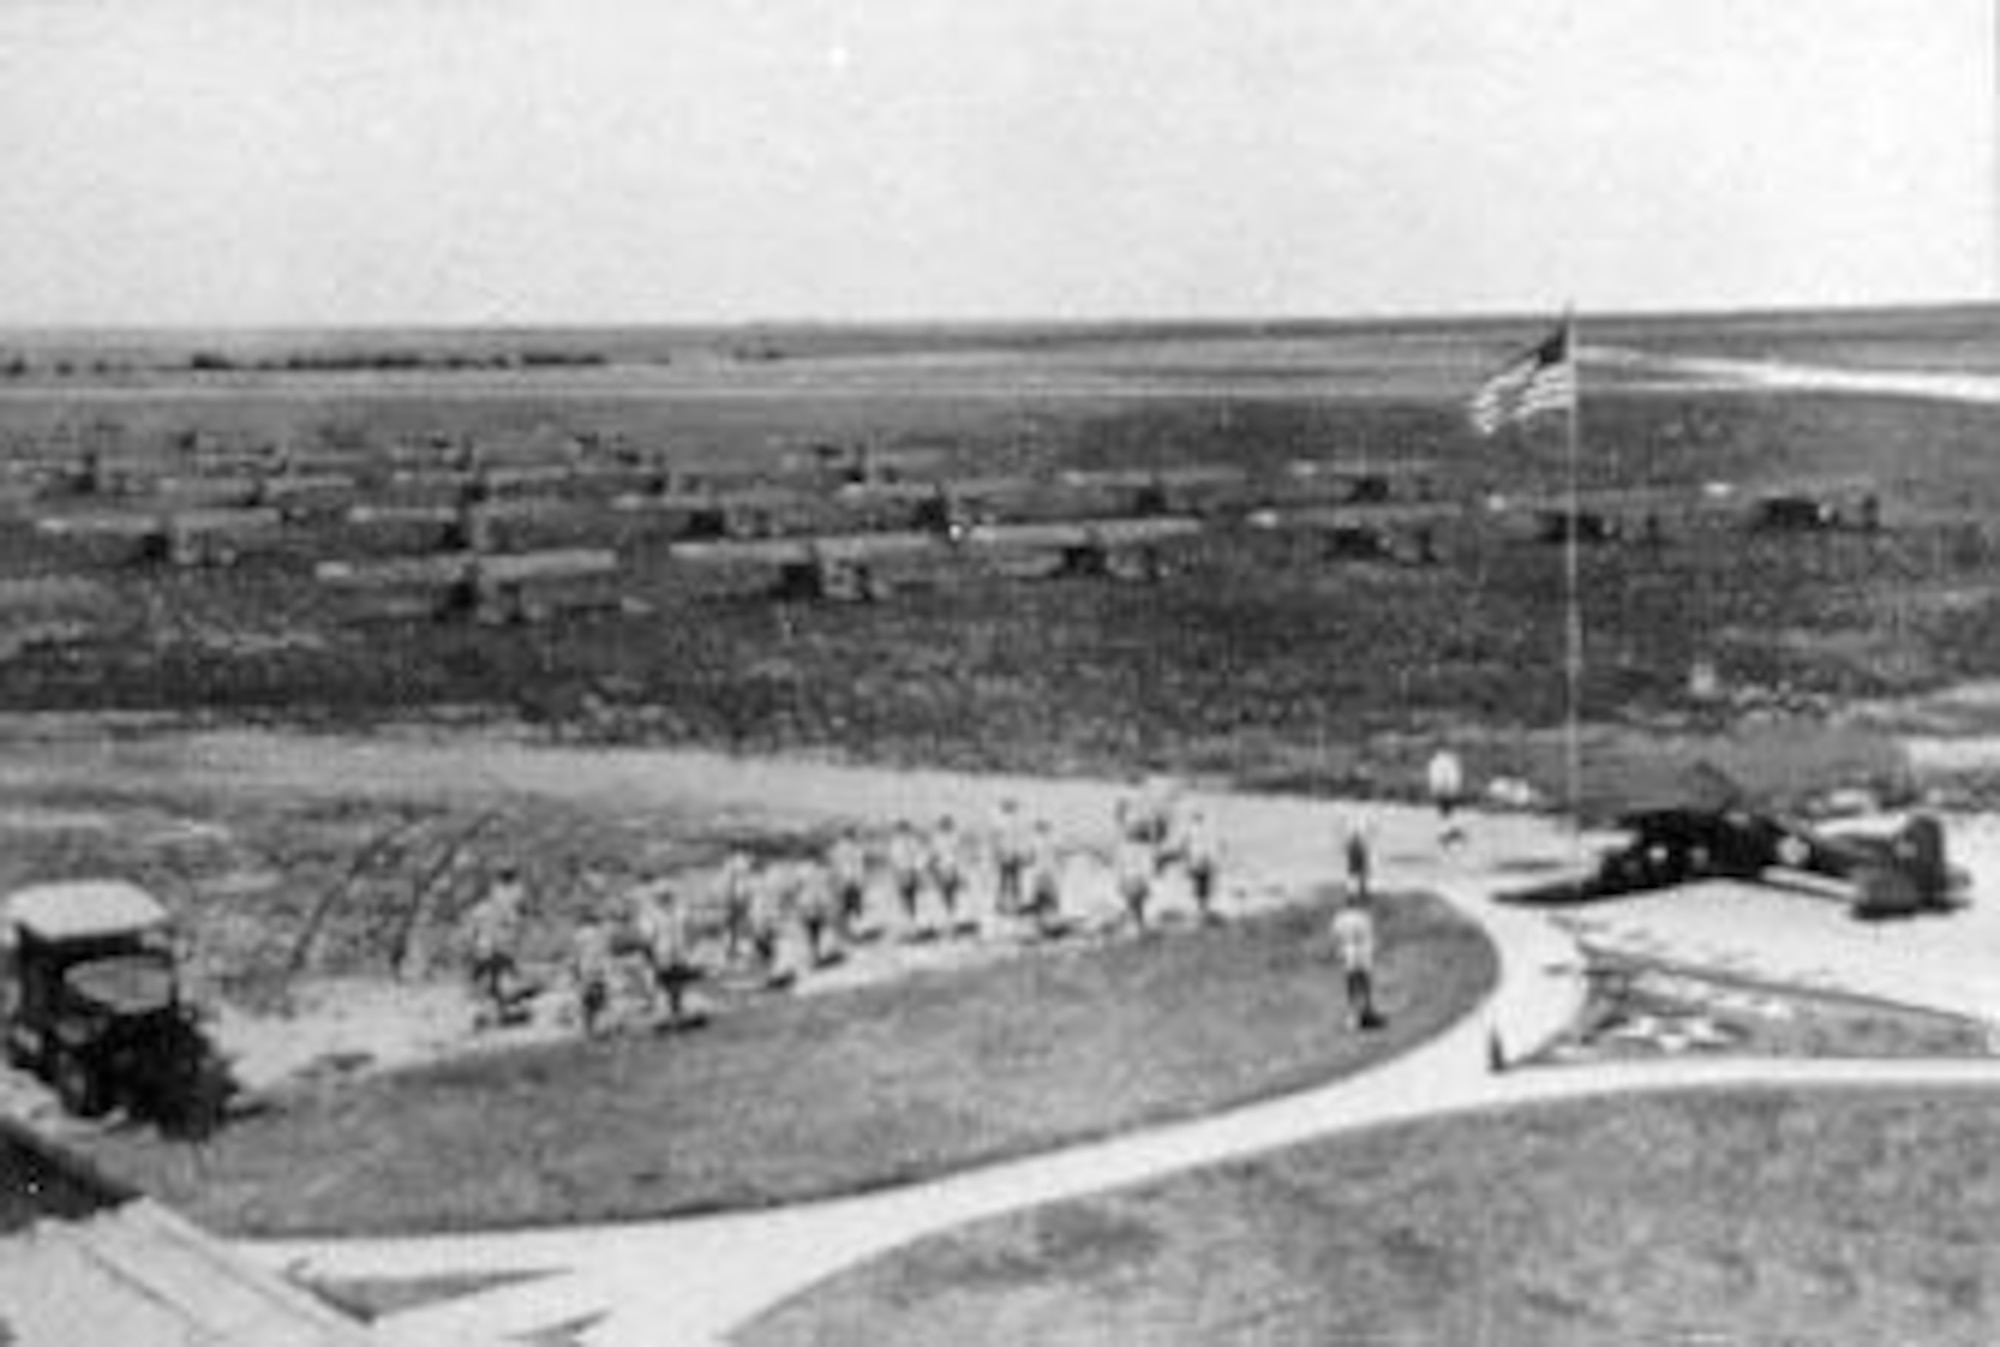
[{"left": 4, "top": 2, "right": 2000, "bottom": 1343}]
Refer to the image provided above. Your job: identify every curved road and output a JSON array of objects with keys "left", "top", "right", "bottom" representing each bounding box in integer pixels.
[
  {"left": 23, "top": 731, "right": 1986, "bottom": 1347},
  {"left": 31, "top": 339, "right": 2000, "bottom": 1344}
]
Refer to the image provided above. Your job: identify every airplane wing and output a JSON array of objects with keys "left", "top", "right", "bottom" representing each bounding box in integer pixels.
[
  {"left": 669, "top": 531, "right": 945, "bottom": 566},
  {"left": 315, "top": 547, "right": 618, "bottom": 588},
  {"left": 1486, "top": 475, "right": 1881, "bottom": 527},
  {"left": 962, "top": 516, "right": 1204, "bottom": 550},
  {"left": 34, "top": 507, "right": 284, "bottom": 539},
  {"left": 1242, "top": 501, "right": 1464, "bottom": 531}
]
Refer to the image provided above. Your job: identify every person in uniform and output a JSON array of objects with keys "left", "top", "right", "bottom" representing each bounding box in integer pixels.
[
  {"left": 748, "top": 860, "right": 794, "bottom": 983},
  {"left": 1141, "top": 776, "right": 1183, "bottom": 874},
  {"left": 1427, "top": 747, "right": 1467, "bottom": 847},
  {"left": 927, "top": 815, "right": 972, "bottom": 934},
  {"left": 629, "top": 878, "right": 701, "bottom": 1029},
  {"left": 1114, "top": 830, "right": 1154, "bottom": 933},
  {"left": 886, "top": 819, "right": 927, "bottom": 935},
  {"left": 1114, "top": 792, "right": 1142, "bottom": 845},
  {"left": 992, "top": 799, "right": 1030, "bottom": 917},
  {"left": 1182, "top": 808, "right": 1222, "bottom": 922},
  {"left": 569, "top": 907, "right": 617, "bottom": 1037},
  {"left": 1344, "top": 825, "right": 1373, "bottom": 904},
  {"left": 1332, "top": 893, "right": 1384, "bottom": 1031},
  {"left": 828, "top": 828, "right": 869, "bottom": 942},
  {"left": 464, "top": 862, "right": 527, "bottom": 1028},
  {"left": 792, "top": 859, "right": 838, "bottom": 968},
  {"left": 1026, "top": 819, "right": 1064, "bottom": 937},
  {"left": 715, "top": 850, "right": 757, "bottom": 967}
]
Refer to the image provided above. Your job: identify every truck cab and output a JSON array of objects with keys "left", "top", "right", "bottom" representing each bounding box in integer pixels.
[{"left": 1, "top": 881, "right": 216, "bottom": 1122}]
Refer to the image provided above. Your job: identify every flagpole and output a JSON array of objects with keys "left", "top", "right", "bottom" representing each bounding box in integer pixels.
[{"left": 1563, "top": 309, "right": 1583, "bottom": 829}]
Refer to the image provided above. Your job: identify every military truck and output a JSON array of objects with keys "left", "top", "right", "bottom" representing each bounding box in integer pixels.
[{"left": 1, "top": 881, "right": 223, "bottom": 1124}]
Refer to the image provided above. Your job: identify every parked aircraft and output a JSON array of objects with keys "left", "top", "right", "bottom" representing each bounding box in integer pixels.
[
  {"left": 1499, "top": 804, "right": 1965, "bottom": 919},
  {"left": 1242, "top": 500, "right": 1463, "bottom": 564},
  {"left": 1484, "top": 476, "right": 1884, "bottom": 545},
  {"left": 314, "top": 548, "right": 625, "bottom": 623},
  {"left": 668, "top": 515, "right": 1203, "bottom": 599},
  {"left": 33, "top": 507, "right": 286, "bottom": 567}
]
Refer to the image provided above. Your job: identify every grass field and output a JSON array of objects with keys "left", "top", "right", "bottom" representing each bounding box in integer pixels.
[
  {"left": 740, "top": 1085, "right": 2000, "bottom": 1347},
  {"left": 4, "top": 313, "right": 2000, "bottom": 818},
  {"left": 75, "top": 893, "right": 1492, "bottom": 1237},
  {"left": 4, "top": 380, "right": 1998, "bottom": 805}
]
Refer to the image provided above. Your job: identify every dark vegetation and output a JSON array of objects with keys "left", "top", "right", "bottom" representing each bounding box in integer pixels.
[
  {"left": 0, "top": 1120, "right": 132, "bottom": 1232},
  {"left": 188, "top": 349, "right": 610, "bottom": 373}
]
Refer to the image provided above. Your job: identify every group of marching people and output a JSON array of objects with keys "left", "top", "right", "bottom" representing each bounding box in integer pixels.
[
  {"left": 461, "top": 860, "right": 708, "bottom": 1037},
  {"left": 459, "top": 782, "right": 1233, "bottom": 1039},
  {"left": 710, "top": 810, "right": 1026, "bottom": 977},
  {"left": 458, "top": 755, "right": 1479, "bottom": 1048},
  {"left": 706, "top": 786, "right": 1228, "bottom": 977}
]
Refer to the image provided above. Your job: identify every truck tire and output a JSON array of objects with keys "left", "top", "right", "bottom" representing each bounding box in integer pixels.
[{"left": 52, "top": 1048, "right": 108, "bottom": 1118}]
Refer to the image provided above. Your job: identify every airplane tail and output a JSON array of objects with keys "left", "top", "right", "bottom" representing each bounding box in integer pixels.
[
  {"left": 1853, "top": 814, "right": 1953, "bottom": 918},
  {"left": 1894, "top": 813, "right": 1951, "bottom": 908}
]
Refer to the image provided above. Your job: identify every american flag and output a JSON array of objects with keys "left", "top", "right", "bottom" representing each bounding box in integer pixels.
[{"left": 1468, "top": 320, "right": 1577, "bottom": 436}]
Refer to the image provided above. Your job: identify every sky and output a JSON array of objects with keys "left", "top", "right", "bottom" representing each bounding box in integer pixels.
[{"left": 0, "top": 0, "right": 1993, "bottom": 326}]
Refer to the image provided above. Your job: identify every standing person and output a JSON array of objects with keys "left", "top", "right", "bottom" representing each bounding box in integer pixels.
[
  {"left": 1114, "top": 831, "right": 1154, "bottom": 933},
  {"left": 1114, "top": 788, "right": 1151, "bottom": 850},
  {"left": 993, "top": 798, "right": 1030, "bottom": 917},
  {"left": 1427, "top": 747, "right": 1467, "bottom": 848},
  {"left": 1026, "top": 819, "right": 1065, "bottom": 937},
  {"left": 715, "top": 850, "right": 757, "bottom": 967},
  {"left": 927, "top": 814, "right": 971, "bottom": 935},
  {"left": 1114, "top": 792, "right": 1139, "bottom": 843},
  {"left": 1142, "top": 776, "right": 1183, "bottom": 874},
  {"left": 1182, "top": 808, "right": 1222, "bottom": 922},
  {"left": 1332, "top": 894, "right": 1384, "bottom": 1031},
  {"left": 887, "top": 819, "right": 927, "bottom": 935},
  {"left": 748, "top": 860, "right": 793, "bottom": 984},
  {"left": 464, "top": 862, "right": 527, "bottom": 1028},
  {"left": 569, "top": 907, "right": 617, "bottom": 1038},
  {"left": 1116, "top": 783, "right": 1160, "bottom": 854},
  {"left": 1344, "top": 825, "right": 1373, "bottom": 904},
  {"left": 828, "top": 828, "right": 869, "bottom": 942},
  {"left": 792, "top": 860, "right": 838, "bottom": 968},
  {"left": 630, "top": 878, "right": 701, "bottom": 1029}
]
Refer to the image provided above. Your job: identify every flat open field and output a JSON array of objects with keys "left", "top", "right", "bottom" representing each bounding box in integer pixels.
[
  {"left": 76, "top": 892, "right": 1490, "bottom": 1237},
  {"left": 740, "top": 1086, "right": 2000, "bottom": 1347},
  {"left": 8, "top": 314, "right": 2000, "bottom": 1335},
  {"left": 5, "top": 310, "right": 2000, "bottom": 807}
]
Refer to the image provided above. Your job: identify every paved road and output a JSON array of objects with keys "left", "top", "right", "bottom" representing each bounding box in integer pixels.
[
  {"left": 20, "top": 730, "right": 1991, "bottom": 1347},
  {"left": 253, "top": 776, "right": 2000, "bottom": 1347},
  {"left": 235, "top": 776, "right": 1591, "bottom": 1347}
]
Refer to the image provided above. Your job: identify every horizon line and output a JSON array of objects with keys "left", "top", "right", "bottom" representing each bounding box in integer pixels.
[{"left": 3, "top": 296, "right": 1997, "bottom": 339}]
